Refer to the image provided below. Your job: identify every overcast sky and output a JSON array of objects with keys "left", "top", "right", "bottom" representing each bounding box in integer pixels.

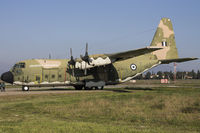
[{"left": 0, "top": 0, "right": 200, "bottom": 74}]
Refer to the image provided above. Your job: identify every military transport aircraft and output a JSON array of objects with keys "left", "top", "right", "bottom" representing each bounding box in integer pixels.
[{"left": 1, "top": 18, "right": 198, "bottom": 91}]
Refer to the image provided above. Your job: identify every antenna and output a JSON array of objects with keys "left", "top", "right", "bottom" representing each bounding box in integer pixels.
[{"left": 49, "top": 54, "right": 51, "bottom": 59}]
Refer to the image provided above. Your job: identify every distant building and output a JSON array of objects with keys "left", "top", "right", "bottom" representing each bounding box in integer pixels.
[
  {"left": 161, "top": 79, "right": 169, "bottom": 83},
  {"left": 184, "top": 75, "right": 193, "bottom": 79},
  {"left": 129, "top": 80, "right": 136, "bottom": 83},
  {"left": 150, "top": 74, "right": 159, "bottom": 79}
]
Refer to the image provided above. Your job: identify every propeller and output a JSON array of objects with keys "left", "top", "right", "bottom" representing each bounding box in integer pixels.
[
  {"left": 80, "top": 43, "right": 92, "bottom": 75},
  {"left": 68, "top": 48, "right": 76, "bottom": 76},
  {"left": 80, "top": 43, "right": 92, "bottom": 65}
]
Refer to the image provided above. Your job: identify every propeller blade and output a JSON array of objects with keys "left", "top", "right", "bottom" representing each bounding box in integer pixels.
[
  {"left": 85, "top": 42, "right": 88, "bottom": 56},
  {"left": 68, "top": 48, "right": 76, "bottom": 76},
  {"left": 68, "top": 48, "right": 76, "bottom": 66},
  {"left": 84, "top": 62, "right": 87, "bottom": 75},
  {"left": 72, "top": 65, "right": 75, "bottom": 76},
  {"left": 70, "top": 48, "right": 74, "bottom": 61},
  {"left": 80, "top": 42, "right": 92, "bottom": 65},
  {"left": 70, "top": 48, "right": 72, "bottom": 56},
  {"left": 80, "top": 55, "right": 83, "bottom": 59}
]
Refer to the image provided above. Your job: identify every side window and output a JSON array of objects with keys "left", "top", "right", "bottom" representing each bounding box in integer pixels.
[
  {"left": 36, "top": 76, "right": 40, "bottom": 81},
  {"left": 45, "top": 75, "right": 48, "bottom": 79},
  {"left": 19, "top": 62, "right": 25, "bottom": 68},
  {"left": 14, "top": 63, "right": 26, "bottom": 69},
  {"left": 14, "top": 64, "right": 20, "bottom": 68}
]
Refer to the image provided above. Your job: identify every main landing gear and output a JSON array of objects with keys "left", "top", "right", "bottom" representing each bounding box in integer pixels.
[
  {"left": 95, "top": 86, "right": 104, "bottom": 90},
  {"left": 74, "top": 85, "right": 104, "bottom": 90}
]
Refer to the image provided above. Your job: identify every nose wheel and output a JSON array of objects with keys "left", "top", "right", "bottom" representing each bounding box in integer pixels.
[{"left": 22, "top": 86, "right": 29, "bottom": 91}]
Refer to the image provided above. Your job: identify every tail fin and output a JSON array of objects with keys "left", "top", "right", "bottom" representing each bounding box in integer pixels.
[{"left": 151, "top": 18, "right": 179, "bottom": 60}]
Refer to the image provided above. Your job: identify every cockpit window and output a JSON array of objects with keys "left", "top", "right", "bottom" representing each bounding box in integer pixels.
[
  {"left": 19, "top": 63, "right": 25, "bottom": 68},
  {"left": 13, "top": 62, "right": 26, "bottom": 68},
  {"left": 13, "top": 64, "right": 19, "bottom": 68}
]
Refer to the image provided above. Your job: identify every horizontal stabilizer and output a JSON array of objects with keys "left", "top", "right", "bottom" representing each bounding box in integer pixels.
[
  {"left": 107, "top": 46, "right": 163, "bottom": 61},
  {"left": 159, "top": 58, "right": 198, "bottom": 64}
]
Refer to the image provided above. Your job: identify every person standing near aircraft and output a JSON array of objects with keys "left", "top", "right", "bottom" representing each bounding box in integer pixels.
[
  {"left": 0, "top": 82, "right": 2, "bottom": 92},
  {"left": 0, "top": 82, "right": 5, "bottom": 92}
]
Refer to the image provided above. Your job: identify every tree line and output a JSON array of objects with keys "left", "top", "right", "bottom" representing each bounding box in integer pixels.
[{"left": 134, "top": 70, "right": 200, "bottom": 80}]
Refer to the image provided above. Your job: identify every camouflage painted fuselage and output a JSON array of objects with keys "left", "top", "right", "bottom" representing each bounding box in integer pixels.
[{"left": 11, "top": 52, "right": 159, "bottom": 87}]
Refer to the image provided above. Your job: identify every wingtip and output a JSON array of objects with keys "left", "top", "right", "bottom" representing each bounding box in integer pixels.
[{"left": 192, "top": 57, "right": 198, "bottom": 60}]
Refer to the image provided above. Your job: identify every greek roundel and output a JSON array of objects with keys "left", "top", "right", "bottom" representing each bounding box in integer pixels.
[{"left": 130, "top": 64, "right": 137, "bottom": 71}]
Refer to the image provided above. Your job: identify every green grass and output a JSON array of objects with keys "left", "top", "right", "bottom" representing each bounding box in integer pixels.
[{"left": 0, "top": 85, "right": 200, "bottom": 132}]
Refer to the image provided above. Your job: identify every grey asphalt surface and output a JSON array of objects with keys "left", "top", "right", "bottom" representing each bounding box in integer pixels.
[
  {"left": 0, "top": 84, "right": 143, "bottom": 96},
  {"left": 0, "top": 85, "right": 129, "bottom": 96},
  {"left": 0, "top": 87, "right": 101, "bottom": 96},
  {"left": 1, "top": 84, "right": 199, "bottom": 96}
]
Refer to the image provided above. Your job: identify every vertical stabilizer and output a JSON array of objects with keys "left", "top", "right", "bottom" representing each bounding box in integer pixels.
[{"left": 151, "top": 18, "right": 179, "bottom": 60}]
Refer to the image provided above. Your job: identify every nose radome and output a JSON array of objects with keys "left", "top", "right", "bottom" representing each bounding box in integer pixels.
[{"left": 1, "top": 71, "right": 14, "bottom": 84}]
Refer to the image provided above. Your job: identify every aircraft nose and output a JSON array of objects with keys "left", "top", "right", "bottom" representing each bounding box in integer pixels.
[{"left": 1, "top": 71, "right": 14, "bottom": 84}]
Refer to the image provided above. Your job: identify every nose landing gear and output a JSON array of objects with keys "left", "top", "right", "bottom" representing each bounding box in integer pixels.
[{"left": 22, "top": 86, "right": 29, "bottom": 91}]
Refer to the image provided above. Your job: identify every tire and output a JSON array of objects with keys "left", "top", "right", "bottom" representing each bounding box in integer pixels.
[
  {"left": 22, "top": 86, "right": 29, "bottom": 91},
  {"left": 84, "top": 87, "right": 93, "bottom": 90},
  {"left": 74, "top": 86, "right": 83, "bottom": 90},
  {"left": 95, "top": 86, "right": 104, "bottom": 90}
]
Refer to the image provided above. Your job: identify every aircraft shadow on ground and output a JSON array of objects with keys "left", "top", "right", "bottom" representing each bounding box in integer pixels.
[
  {"left": 104, "top": 87, "right": 153, "bottom": 93},
  {"left": 104, "top": 89, "right": 131, "bottom": 93},
  {"left": 30, "top": 88, "right": 74, "bottom": 91},
  {"left": 29, "top": 87, "right": 154, "bottom": 92},
  {"left": 124, "top": 87, "right": 153, "bottom": 91}
]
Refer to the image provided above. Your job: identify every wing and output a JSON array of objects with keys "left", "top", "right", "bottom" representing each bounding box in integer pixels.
[
  {"left": 107, "top": 46, "right": 163, "bottom": 61},
  {"left": 159, "top": 57, "right": 198, "bottom": 64},
  {"left": 75, "top": 55, "right": 112, "bottom": 69},
  {"left": 75, "top": 46, "right": 163, "bottom": 70}
]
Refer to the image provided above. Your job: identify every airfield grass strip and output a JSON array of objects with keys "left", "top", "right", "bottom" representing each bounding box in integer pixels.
[{"left": 0, "top": 87, "right": 200, "bottom": 133}]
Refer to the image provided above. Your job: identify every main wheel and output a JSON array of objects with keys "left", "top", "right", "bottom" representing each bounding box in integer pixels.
[
  {"left": 95, "top": 86, "right": 104, "bottom": 90},
  {"left": 84, "top": 87, "right": 93, "bottom": 90},
  {"left": 22, "top": 86, "right": 29, "bottom": 91},
  {"left": 74, "top": 86, "right": 83, "bottom": 90}
]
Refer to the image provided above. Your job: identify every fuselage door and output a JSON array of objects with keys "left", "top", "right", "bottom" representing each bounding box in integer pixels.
[
  {"left": 35, "top": 74, "right": 42, "bottom": 84},
  {"left": 42, "top": 68, "right": 58, "bottom": 83},
  {"left": 49, "top": 68, "right": 58, "bottom": 82}
]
